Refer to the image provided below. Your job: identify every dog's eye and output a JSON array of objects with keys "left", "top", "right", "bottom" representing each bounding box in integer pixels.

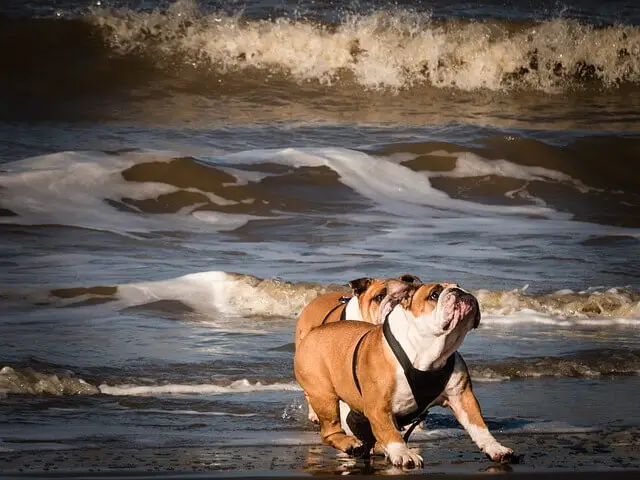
[
  {"left": 373, "top": 290, "right": 386, "bottom": 302},
  {"left": 428, "top": 286, "right": 443, "bottom": 301}
]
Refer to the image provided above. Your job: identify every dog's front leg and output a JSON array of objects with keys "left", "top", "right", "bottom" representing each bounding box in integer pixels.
[
  {"left": 366, "top": 407, "right": 423, "bottom": 469},
  {"left": 445, "top": 383, "right": 513, "bottom": 462}
]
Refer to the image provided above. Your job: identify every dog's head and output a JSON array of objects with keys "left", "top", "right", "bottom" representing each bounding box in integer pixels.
[
  {"left": 407, "top": 283, "right": 481, "bottom": 336},
  {"left": 348, "top": 274, "right": 422, "bottom": 325}
]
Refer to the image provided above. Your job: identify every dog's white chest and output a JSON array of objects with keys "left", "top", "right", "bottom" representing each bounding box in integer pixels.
[
  {"left": 344, "top": 297, "right": 363, "bottom": 320},
  {"left": 391, "top": 365, "right": 418, "bottom": 417}
]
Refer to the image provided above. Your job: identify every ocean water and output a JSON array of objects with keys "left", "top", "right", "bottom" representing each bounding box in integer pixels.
[{"left": 0, "top": 0, "right": 639, "bottom": 471}]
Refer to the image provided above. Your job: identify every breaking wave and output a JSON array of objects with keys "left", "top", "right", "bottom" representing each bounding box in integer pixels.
[
  {"left": 0, "top": 366, "right": 99, "bottom": 396},
  {"left": 42, "top": 271, "right": 640, "bottom": 320},
  {"left": 83, "top": 1, "right": 640, "bottom": 91},
  {"left": 3, "top": 347, "right": 639, "bottom": 398},
  {"left": 4, "top": 143, "right": 638, "bottom": 235},
  {"left": 477, "top": 286, "right": 640, "bottom": 320},
  {"left": 470, "top": 348, "right": 640, "bottom": 381},
  {"left": 2, "top": 0, "right": 640, "bottom": 94}
]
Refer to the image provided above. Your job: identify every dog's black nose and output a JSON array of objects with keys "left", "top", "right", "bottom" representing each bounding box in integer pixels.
[{"left": 449, "top": 287, "right": 466, "bottom": 297}]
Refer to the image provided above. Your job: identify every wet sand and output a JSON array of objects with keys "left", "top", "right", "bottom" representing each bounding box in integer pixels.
[{"left": 1, "top": 427, "right": 638, "bottom": 477}]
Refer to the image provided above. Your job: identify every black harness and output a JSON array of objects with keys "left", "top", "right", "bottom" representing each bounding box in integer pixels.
[
  {"left": 350, "top": 315, "right": 456, "bottom": 441},
  {"left": 320, "top": 295, "right": 351, "bottom": 325}
]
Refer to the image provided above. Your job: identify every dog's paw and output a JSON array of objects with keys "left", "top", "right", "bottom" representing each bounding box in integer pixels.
[
  {"left": 339, "top": 436, "right": 368, "bottom": 458},
  {"left": 485, "top": 444, "right": 515, "bottom": 463},
  {"left": 307, "top": 404, "right": 319, "bottom": 424},
  {"left": 308, "top": 411, "right": 319, "bottom": 424},
  {"left": 385, "top": 442, "right": 424, "bottom": 469}
]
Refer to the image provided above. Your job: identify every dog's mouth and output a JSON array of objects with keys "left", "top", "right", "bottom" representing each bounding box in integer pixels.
[{"left": 440, "top": 289, "right": 479, "bottom": 331}]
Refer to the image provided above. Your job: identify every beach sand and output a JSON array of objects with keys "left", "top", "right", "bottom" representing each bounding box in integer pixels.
[{"left": 1, "top": 428, "right": 638, "bottom": 477}]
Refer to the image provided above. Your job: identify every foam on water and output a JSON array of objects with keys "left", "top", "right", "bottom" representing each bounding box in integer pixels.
[
  {"left": 98, "top": 379, "right": 302, "bottom": 396},
  {"left": 3, "top": 345, "right": 639, "bottom": 399},
  {"left": 0, "top": 366, "right": 99, "bottom": 396},
  {"left": 0, "top": 150, "right": 256, "bottom": 235},
  {"left": 3, "top": 147, "right": 633, "bottom": 239},
  {"left": 476, "top": 286, "right": 640, "bottom": 320},
  {"left": 482, "top": 314, "right": 640, "bottom": 327},
  {"left": 427, "top": 150, "right": 595, "bottom": 194},
  {"left": 47, "top": 271, "right": 640, "bottom": 320},
  {"left": 114, "top": 270, "right": 337, "bottom": 318},
  {"left": 223, "top": 147, "right": 565, "bottom": 218},
  {"left": 470, "top": 348, "right": 640, "bottom": 381},
  {"left": 89, "top": 0, "right": 640, "bottom": 91},
  {"left": 116, "top": 408, "right": 258, "bottom": 417}
]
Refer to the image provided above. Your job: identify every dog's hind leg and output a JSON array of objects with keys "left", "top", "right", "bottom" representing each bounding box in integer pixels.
[
  {"left": 305, "top": 393, "right": 319, "bottom": 423},
  {"left": 345, "top": 409, "right": 376, "bottom": 456},
  {"left": 308, "top": 393, "right": 368, "bottom": 457}
]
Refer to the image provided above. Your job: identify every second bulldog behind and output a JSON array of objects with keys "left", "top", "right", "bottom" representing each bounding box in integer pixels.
[
  {"left": 295, "top": 274, "right": 420, "bottom": 423},
  {"left": 294, "top": 280, "right": 513, "bottom": 468}
]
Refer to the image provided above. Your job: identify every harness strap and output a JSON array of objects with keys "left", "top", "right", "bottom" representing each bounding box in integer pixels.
[
  {"left": 351, "top": 330, "right": 370, "bottom": 394},
  {"left": 403, "top": 410, "right": 429, "bottom": 443},
  {"left": 383, "top": 316, "right": 456, "bottom": 432},
  {"left": 320, "top": 295, "right": 351, "bottom": 325},
  {"left": 382, "top": 316, "right": 413, "bottom": 372}
]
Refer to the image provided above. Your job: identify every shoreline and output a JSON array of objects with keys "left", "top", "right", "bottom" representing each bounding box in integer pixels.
[{"left": 1, "top": 428, "right": 638, "bottom": 477}]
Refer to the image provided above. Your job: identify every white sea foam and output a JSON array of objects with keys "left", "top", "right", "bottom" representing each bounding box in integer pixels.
[
  {"left": 427, "top": 150, "right": 594, "bottom": 193},
  {"left": 0, "top": 150, "right": 256, "bottom": 235},
  {"left": 223, "top": 147, "right": 566, "bottom": 218},
  {"left": 115, "top": 270, "right": 328, "bottom": 318},
  {"left": 120, "top": 408, "right": 258, "bottom": 417},
  {"left": 2, "top": 147, "right": 630, "bottom": 238},
  {"left": 98, "top": 379, "right": 302, "bottom": 396},
  {"left": 48, "top": 268, "right": 640, "bottom": 320},
  {"left": 0, "top": 366, "right": 100, "bottom": 396},
  {"left": 481, "top": 313, "right": 640, "bottom": 327}
]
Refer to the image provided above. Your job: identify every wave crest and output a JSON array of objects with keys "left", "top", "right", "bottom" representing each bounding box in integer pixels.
[
  {"left": 88, "top": 0, "right": 640, "bottom": 91},
  {"left": 43, "top": 271, "right": 640, "bottom": 320},
  {"left": 477, "top": 286, "right": 640, "bottom": 319},
  {"left": 0, "top": 366, "right": 99, "bottom": 396},
  {"left": 471, "top": 348, "right": 640, "bottom": 381}
]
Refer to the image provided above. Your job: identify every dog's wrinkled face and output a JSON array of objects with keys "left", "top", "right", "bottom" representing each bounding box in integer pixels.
[
  {"left": 349, "top": 275, "right": 421, "bottom": 325},
  {"left": 409, "top": 283, "right": 481, "bottom": 335}
]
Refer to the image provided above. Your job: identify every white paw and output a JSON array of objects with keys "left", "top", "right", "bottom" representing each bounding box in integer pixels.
[
  {"left": 307, "top": 405, "right": 319, "bottom": 424},
  {"left": 385, "top": 442, "right": 423, "bottom": 469},
  {"left": 485, "top": 443, "right": 514, "bottom": 463}
]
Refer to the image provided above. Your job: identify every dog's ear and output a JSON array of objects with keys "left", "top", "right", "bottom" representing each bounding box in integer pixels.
[
  {"left": 385, "top": 279, "right": 417, "bottom": 307},
  {"left": 379, "top": 279, "right": 417, "bottom": 321},
  {"left": 473, "top": 308, "right": 481, "bottom": 329},
  {"left": 348, "top": 277, "right": 374, "bottom": 296},
  {"left": 398, "top": 273, "right": 421, "bottom": 284}
]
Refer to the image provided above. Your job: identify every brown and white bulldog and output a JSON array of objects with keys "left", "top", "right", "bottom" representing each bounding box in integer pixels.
[
  {"left": 294, "top": 280, "right": 513, "bottom": 469},
  {"left": 295, "top": 274, "right": 421, "bottom": 349},
  {"left": 295, "top": 274, "right": 421, "bottom": 423}
]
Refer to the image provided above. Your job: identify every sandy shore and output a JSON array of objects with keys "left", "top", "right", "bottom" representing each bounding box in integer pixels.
[{"left": 1, "top": 427, "right": 639, "bottom": 477}]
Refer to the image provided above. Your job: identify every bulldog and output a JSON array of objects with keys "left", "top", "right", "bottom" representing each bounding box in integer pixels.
[
  {"left": 295, "top": 274, "right": 421, "bottom": 423},
  {"left": 294, "top": 280, "right": 513, "bottom": 468},
  {"left": 295, "top": 274, "right": 421, "bottom": 349}
]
